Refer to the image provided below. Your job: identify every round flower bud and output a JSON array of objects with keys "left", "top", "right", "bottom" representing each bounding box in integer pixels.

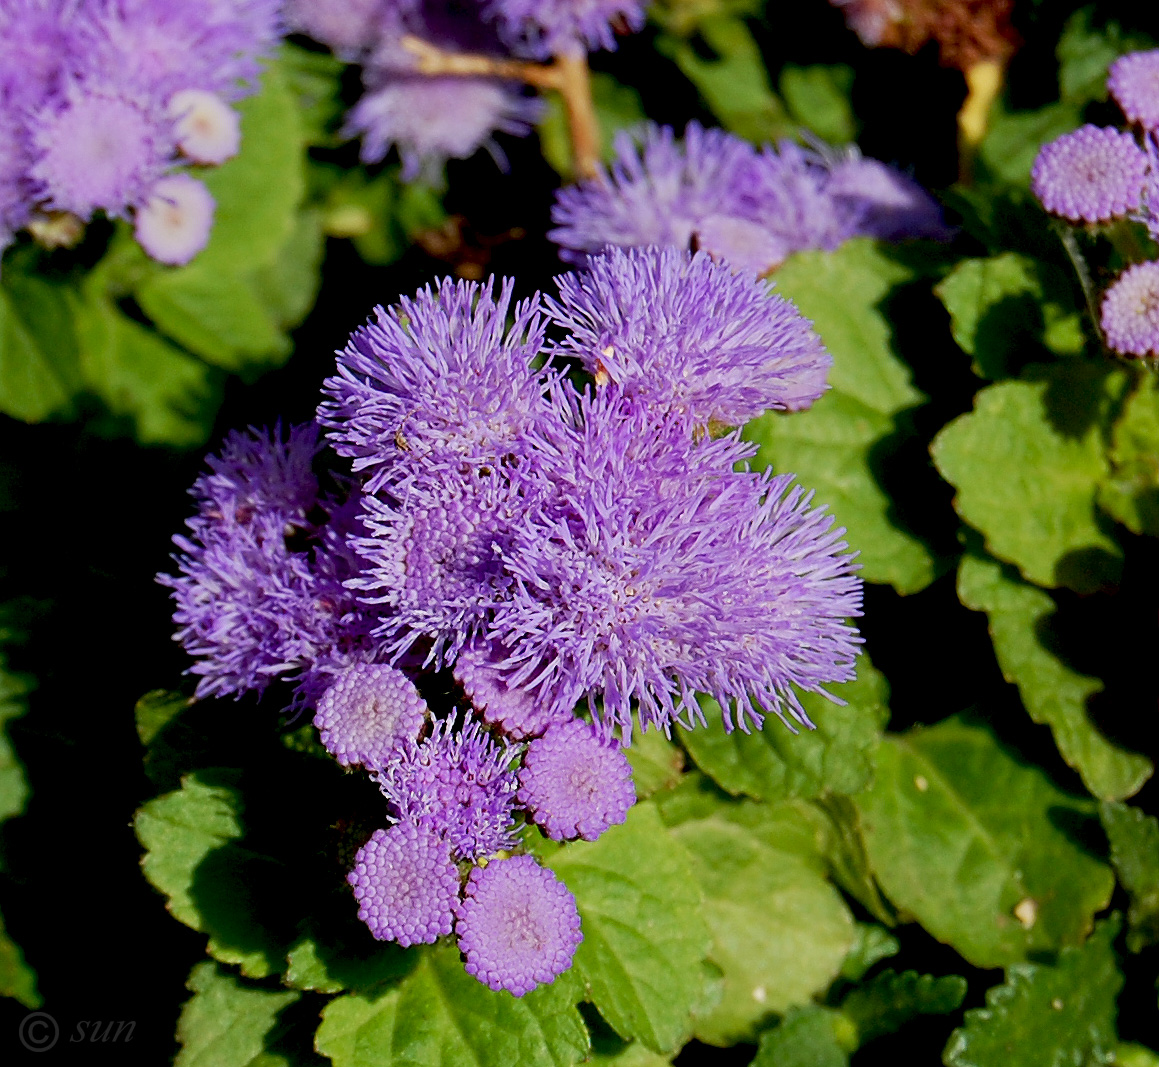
[
  {"left": 134, "top": 174, "right": 215, "bottom": 265},
  {"left": 1101, "top": 261, "right": 1159, "bottom": 357},
  {"left": 1031, "top": 125, "right": 1149, "bottom": 223},
  {"left": 518, "top": 718, "right": 635, "bottom": 841},
  {"left": 314, "top": 663, "right": 429, "bottom": 769},
  {"left": 1108, "top": 50, "right": 1159, "bottom": 131},
  {"left": 169, "top": 89, "right": 241, "bottom": 164},
  {"left": 348, "top": 822, "right": 461, "bottom": 946},
  {"left": 455, "top": 855, "right": 582, "bottom": 996}
]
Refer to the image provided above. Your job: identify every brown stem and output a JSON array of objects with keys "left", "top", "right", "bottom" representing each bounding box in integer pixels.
[{"left": 400, "top": 36, "right": 602, "bottom": 179}]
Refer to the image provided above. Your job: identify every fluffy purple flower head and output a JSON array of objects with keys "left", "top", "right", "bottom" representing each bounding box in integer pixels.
[
  {"left": 286, "top": 0, "right": 394, "bottom": 57},
  {"left": 455, "top": 855, "right": 582, "bottom": 996},
  {"left": 30, "top": 83, "right": 168, "bottom": 219},
  {"left": 320, "top": 276, "right": 557, "bottom": 491},
  {"left": 482, "top": 0, "right": 646, "bottom": 60},
  {"left": 824, "top": 151, "right": 952, "bottom": 241},
  {"left": 348, "top": 822, "right": 460, "bottom": 945},
  {"left": 346, "top": 75, "right": 540, "bottom": 181},
  {"left": 548, "top": 247, "right": 832, "bottom": 424},
  {"left": 0, "top": 115, "right": 31, "bottom": 247},
  {"left": 134, "top": 173, "right": 215, "bottom": 265},
  {"left": 1101, "top": 261, "right": 1159, "bottom": 357},
  {"left": 377, "top": 712, "right": 519, "bottom": 860},
  {"left": 454, "top": 640, "right": 568, "bottom": 738},
  {"left": 1031, "top": 125, "right": 1149, "bottom": 223},
  {"left": 314, "top": 663, "right": 429, "bottom": 768},
  {"left": 0, "top": 0, "right": 92, "bottom": 110},
  {"left": 488, "top": 391, "right": 863, "bottom": 739},
  {"left": 1109, "top": 50, "right": 1159, "bottom": 132},
  {"left": 550, "top": 122, "right": 760, "bottom": 265},
  {"left": 518, "top": 718, "right": 635, "bottom": 840}
]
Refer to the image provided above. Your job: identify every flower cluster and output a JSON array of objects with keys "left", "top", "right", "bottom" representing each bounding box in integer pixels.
[
  {"left": 0, "top": 0, "right": 281, "bottom": 264},
  {"left": 164, "top": 243, "right": 865, "bottom": 994},
  {"left": 289, "top": 0, "right": 644, "bottom": 181},
  {"left": 551, "top": 122, "right": 951, "bottom": 274},
  {"left": 1031, "top": 50, "right": 1159, "bottom": 357}
]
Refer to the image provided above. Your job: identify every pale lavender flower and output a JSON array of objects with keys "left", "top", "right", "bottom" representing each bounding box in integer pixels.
[
  {"left": 376, "top": 712, "right": 520, "bottom": 860},
  {"left": 1101, "top": 261, "right": 1159, "bottom": 357},
  {"left": 828, "top": 0, "right": 901, "bottom": 47},
  {"left": 482, "top": 0, "right": 646, "bottom": 60},
  {"left": 0, "top": 115, "right": 31, "bottom": 248},
  {"left": 548, "top": 246, "right": 832, "bottom": 424},
  {"left": 825, "top": 150, "right": 953, "bottom": 241},
  {"left": 488, "top": 391, "right": 863, "bottom": 739},
  {"left": 0, "top": 0, "right": 92, "bottom": 110},
  {"left": 134, "top": 173, "right": 215, "bottom": 265},
  {"left": 454, "top": 640, "right": 568, "bottom": 738},
  {"left": 169, "top": 89, "right": 241, "bottom": 164},
  {"left": 314, "top": 663, "right": 429, "bottom": 768},
  {"left": 319, "top": 276, "right": 557, "bottom": 491},
  {"left": 286, "top": 0, "right": 396, "bottom": 57},
  {"left": 348, "top": 822, "right": 460, "bottom": 945},
  {"left": 1109, "top": 50, "right": 1159, "bottom": 132},
  {"left": 1031, "top": 125, "right": 1149, "bottom": 223},
  {"left": 455, "top": 855, "right": 582, "bottom": 996},
  {"left": 518, "top": 718, "right": 635, "bottom": 840},
  {"left": 30, "top": 83, "right": 168, "bottom": 219}
]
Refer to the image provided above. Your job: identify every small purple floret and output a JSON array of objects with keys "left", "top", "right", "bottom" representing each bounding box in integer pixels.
[
  {"left": 314, "top": 663, "right": 429, "bottom": 768},
  {"left": 1109, "top": 50, "right": 1159, "bottom": 132},
  {"left": 1031, "top": 125, "right": 1149, "bottom": 223},
  {"left": 455, "top": 855, "right": 582, "bottom": 996},
  {"left": 348, "top": 822, "right": 461, "bottom": 945},
  {"left": 518, "top": 718, "right": 635, "bottom": 840},
  {"left": 454, "top": 641, "right": 565, "bottom": 738},
  {"left": 1101, "top": 261, "right": 1159, "bottom": 357}
]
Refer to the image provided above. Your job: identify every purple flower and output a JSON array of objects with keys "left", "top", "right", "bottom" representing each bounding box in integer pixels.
[
  {"left": 134, "top": 174, "right": 215, "bottom": 265},
  {"left": 314, "top": 663, "right": 429, "bottom": 769},
  {"left": 286, "top": 0, "right": 395, "bottom": 58},
  {"left": 348, "top": 822, "right": 461, "bottom": 945},
  {"left": 455, "top": 855, "right": 582, "bottom": 996},
  {"left": 0, "top": 115, "right": 31, "bottom": 249},
  {"left": 1101, "top": 261, "right": 1159, "bottom": 357},
  {"left": 376, "top": 712, "right": 520, "bottom": 860},
  {"left": 824, "top": 150, "right": 952, "bottom": 241},
  {"left": 518, "top": 718, "right": 635, "bottom": 840},
  {"left": 169, "top": 89, "right": 241, "bottom": 165},
  {"left": 30, "top": 83, "right": 168, "bottom": 219},
  {"left": 454, "top": 640, "right": 568, "bottom": 738},
  {"left": 0, "top": 0, "right": 92, "bottom": 111},
  {"left": 487, "top": 391, "right": 863, "bottom": 739},
  {"left": 346, "top": 75, "right": 541, "bottom": 181},
  {"left": 1031, "top": 125, "right": 1149, "bottom": 223},
  {"left": 1109, "top": 50, "right": 1159, "bottom": 132},
  {"left": 319, "top": 276, "right": 557, "bottom": 492},
  {"left": 482, "top": 0, "right": 646, "bottom": 60},
  {"left": 547, "top": 246, "right": 832, "bottom": 424}
]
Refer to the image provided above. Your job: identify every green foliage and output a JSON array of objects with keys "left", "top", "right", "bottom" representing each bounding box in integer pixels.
[
  {"left": 625, "top": 729, "right": 685, "bottom": 799},
  {"left": 779, "top": 65, "right": 857, "bottom": 145},
  {"left": 175, "top": 962, "right": 299, "bottom": 1067},
  {"left": 854, "top": 717, "right": 1114, "bottom": 969},
  {"left": 935, "top": 254, "right": 1085, "bottom": 379},
  {"left": 1099, "top": 374, "right": 1159, "bottom": 537},
  {"left": 1056, "top": 8, "right": 1152, "bottom": 106},
  {"left": 750, "top": 1006, "right": 854, "bottom": 1067},
  {"left": 679, "top": 657, "right": 888, "bottom": 802},
  {"left": 1099, "top": 802, "right": 1159, "bottom": 952},
  {"left": 664, "top": 798, "right": 854, "bottom": 1045},
  {"left": 546, "top": 802, "right": 712, "bottom": 1053},
  {"left": 978, "top": 102, "right": 1083, "bottom": 187},
  {"left": 932, "top": 363, "right": 1127, "bottom": 594},
  {"left": 135, "top": 770, "right": 292, "bottom": 977},
  {"left": 746, "top": 239, "right": 944, "bottom": 593},
  {"left": 840, "top": 969, "right": 967, "bottom": 1044},
  {"left": 943, "top": 917, "right": 1124, "bottom": 1067},
  {"left": 838, "top": 924, "right": 899, "bottom": 982},
  {"left": 957, "top": 553, "right": 1151, "bottom": 800},
  {"left": 315, "top": 943, "right": 590, "bottom": 1067},
  {"left": 539, "top": 73, "right": 646, "bottom": 180}
]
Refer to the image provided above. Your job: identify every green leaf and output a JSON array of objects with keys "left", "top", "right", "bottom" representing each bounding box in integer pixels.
[
  {"left": 808, "top": 795, "right": 897, "bottom": 927},
  {"left": 1099, "top": 802, "right": 1159, "bottom": 952},
  {"left": 943, "top": 916, "right": 1123, "bottom": 1067},
  {"left": 280, "top": 42, "right": 346, "bottom": 146},
  {"left": 625, "top": 730, "right": 685, "bottom": 800},
  {"left": 854, "top": 718, "right": 1114, "bottom": 969},
  {"left": 135, "top": 770, "right": 292, "bottom": 977},
  {"left": 746, "top": 240, "right": 940, "bottom": 593},
  {"left": 72, "top": 291, "right": 222, "bottom": 447},
  {"left": 679, "top": 657, "right": 888, "bottom": 802},
  {"left": 978, "top": 102, "right": 1083, "bottom": 186},
  {"left": 1115, "top": 1044, "right": 1159, "bottom": 1067},
  {"left": 780, "top": 65, "right": 857, "bottom": 144},
  {"left": 315, "top": 942, "right": 589, "bottom": 1067},
  {"left": 750, "top": 1007, "right": 854, "bottom": 1067},
  {"left": 841, "top": 969, "right": 966, "bottom": 1043},
  {"left": 176, "top": 962, "right": 298, "bottom": 1067},
  {"left": 932, "top": 363, "right": 1126, "bottom": 594},
  {"left": 135, "top": 689, "right": 191, "bottom": 748},
  {"left": 547, "top": 802, "right": 711, "bottom": 1053},
  {"left": 0, "top": 272, "right": 83, "bottom": 423},
  {"left": 656, "top": 17, "right": 793, "bottom": 143},
  {"left": 583, "top": 1002, "right": 675, "bottom": 1066},
  {"left": 539, "top": 73, "right": 646, "bottom": 180},
  {"left": 838, "top": 924, "right": 900, "bottom": 982},
  {"left": 1056, "top": 8, "right": 1151, "bottom": 106},
  {"left": 958, "top": 553, "right": 1151, "bottom": 800},
  {"left": 1099, "top": 373, "right": 1159, "bottom": 537},
  {"left": 935, "top": 254, "right": 1084, "bottom": 379},
  {"left": 284, "top": 919, "right": 416, "bottom": 995},
  {"left": 668, "top": 800, "right": 855, "bottom": 1045}
]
